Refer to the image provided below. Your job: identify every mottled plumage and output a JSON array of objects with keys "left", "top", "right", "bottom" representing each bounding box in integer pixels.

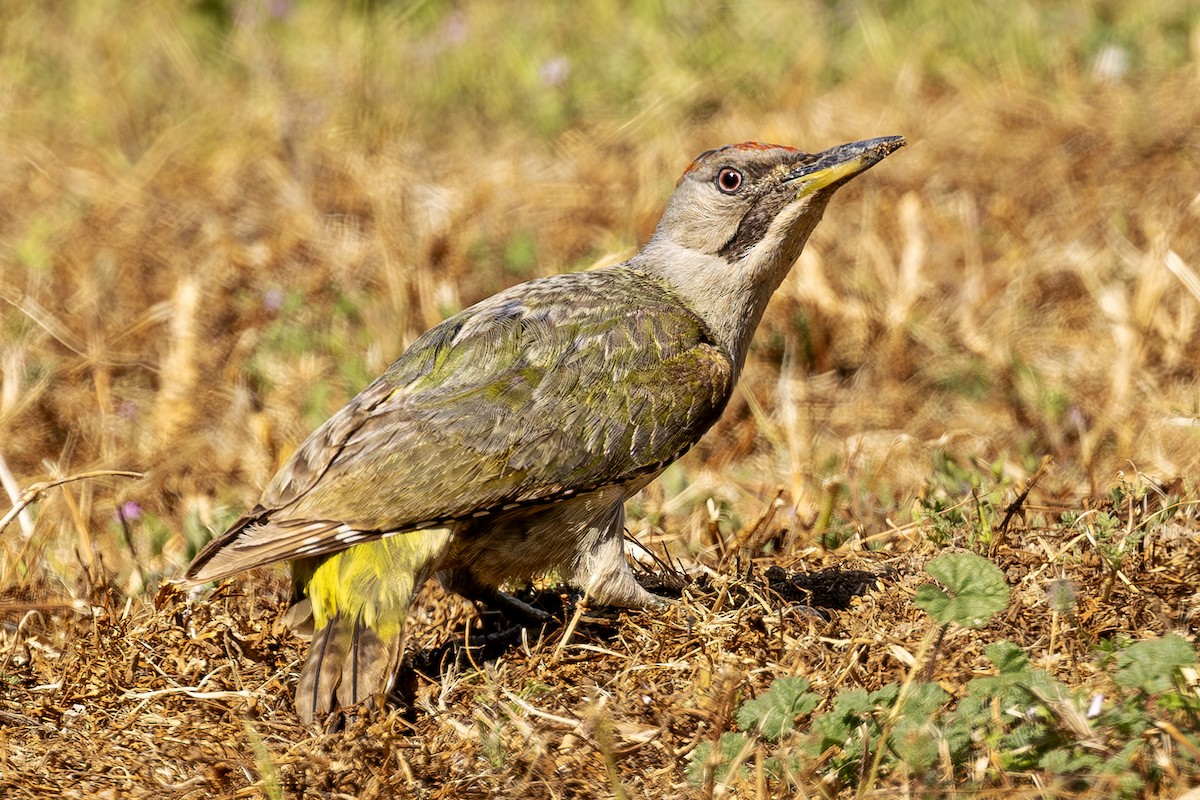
[
  {"left": 185, "top": 136, "right": 905, "bottom": 723},
  {"left": 191, "top": 270, "right": 730, "bottom": 575}
]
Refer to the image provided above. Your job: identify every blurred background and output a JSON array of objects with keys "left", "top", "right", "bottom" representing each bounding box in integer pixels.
[{"left": 1, "top": 0, "right": 1198, "bottom": 595}]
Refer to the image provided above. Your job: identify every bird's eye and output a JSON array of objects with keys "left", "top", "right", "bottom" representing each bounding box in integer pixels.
[{"left": 716, "top": 167, "right": 743, "bottom": 194}]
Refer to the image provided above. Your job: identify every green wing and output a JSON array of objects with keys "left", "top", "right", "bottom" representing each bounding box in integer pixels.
[{"left": 187, "top": 267, "right": 732, "bottom": 580}]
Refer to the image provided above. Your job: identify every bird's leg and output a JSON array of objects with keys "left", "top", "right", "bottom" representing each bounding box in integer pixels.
[
  {"left": 483, "top": 589, "right": 554, "bottom": 623},
  {"left": 570, "top": 501, "right": 669, "bottom": 609},
  {"left": 440, "top": 567, "right": 554, "bottom": 624}
]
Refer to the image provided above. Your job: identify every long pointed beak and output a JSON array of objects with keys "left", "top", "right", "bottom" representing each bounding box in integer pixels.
[{"left": 784, "top": 135, "right": 906, "bottom": 195}]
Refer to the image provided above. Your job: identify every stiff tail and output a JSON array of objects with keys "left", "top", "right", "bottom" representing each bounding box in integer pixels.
[
  {"left": 295, "top": 612, "right": 403, "bottom": 723},
  {"left": 290, "top": 530, "right": 451, "bottom": 725}
]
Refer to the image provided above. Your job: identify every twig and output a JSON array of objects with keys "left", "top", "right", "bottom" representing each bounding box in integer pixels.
[
  {"left": 729, "top": 487, "right": 785, "bottom": 556},
  {"left": 501, "top": 688, "right": 580, "bottom": 728},
  {"left": 1156, "top": 720, "right": 1200, "bottom": 761},
  {"left": 995, "top": 454, "right": 1053, "bottom": 546},
  {"left": 0, "top": 450, "right": 34, "bottom": 537},
  {"left": 551, "top": 592, "right": 589, "bottom": 664},
  {"left": 121, "top": 687, "right": 258, "bottom": 701},
  {"left": 0, "top": 470, "right": 144, "bottom": 536}
]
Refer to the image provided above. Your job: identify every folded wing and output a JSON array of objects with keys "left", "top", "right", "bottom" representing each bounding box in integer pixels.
[{"left": 186, "top": 268, "right": 733, "bottom": 582}]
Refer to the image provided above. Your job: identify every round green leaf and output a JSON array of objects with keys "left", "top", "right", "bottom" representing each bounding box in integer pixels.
[
  {"left": 914, "top": 552, "right": 1010, "bottom": 628},
  {"left": 1114, "top": 634, "right": 1198, "bottom": 694}
]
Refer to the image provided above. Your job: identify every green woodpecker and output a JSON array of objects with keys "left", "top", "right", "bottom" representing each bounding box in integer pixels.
[{"left": 185, "top": 136, "right": 905, "bottom": 723}]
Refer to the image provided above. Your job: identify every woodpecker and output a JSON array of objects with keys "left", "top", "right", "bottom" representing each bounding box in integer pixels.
[{"left": 185, "top": 135, "right": 905, "bottom": 723}]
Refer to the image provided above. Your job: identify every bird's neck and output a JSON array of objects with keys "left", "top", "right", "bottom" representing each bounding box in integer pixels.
[
  {"left": 628, "top": 237, "right": 795, "bottom": 377},
  {"left": 629, "top": 193, "right": 834, "bottom": 376}
]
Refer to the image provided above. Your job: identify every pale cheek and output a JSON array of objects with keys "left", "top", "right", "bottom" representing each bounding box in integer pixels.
[{"left": 686, "top": 192, "right": 740, "bottom": 253}]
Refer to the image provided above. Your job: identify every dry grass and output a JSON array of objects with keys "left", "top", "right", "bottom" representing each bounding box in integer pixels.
[{"left": 1, "top": 1, "right": 1199, "bottom": 796}]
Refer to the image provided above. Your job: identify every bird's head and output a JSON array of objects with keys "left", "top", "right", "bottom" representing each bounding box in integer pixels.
[
  {"left": 635, "top": 135, "right": 904, "bottom": 370},
  {"left": 653, "top": 136, "right": 905, "bottom": 268}
]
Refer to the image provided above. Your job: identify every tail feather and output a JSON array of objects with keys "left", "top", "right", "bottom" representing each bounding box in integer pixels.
[
  {"left": 291, "top": 532, "right": 451, "bottom": 724},
  {"left": 296, "top": 615, "right": 350, "bottom": 723},
  {"left": 295, "top": 613, "right": 405, "bottom": 723},
  {"left": 341, "top": 617, "right": 403, "bottom": 710}
]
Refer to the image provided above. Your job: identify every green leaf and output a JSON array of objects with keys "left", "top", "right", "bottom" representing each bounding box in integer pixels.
[
  {"left": 891, "top": 723, "right": 939, "bottom": 774},
  {"left": 867, "top": 683, "right": 901, "bottom": 707},
  {"left": 807, "top": 688, "right": 874, "bottom": 752},
  {"left": 890, "top": 683, "right": 952, "bottom": 775},
  {"left": 1114, "top": 634, "right": 1198, "bottom": 694},
  {"left": 899, "top": 681, "right": 950, "bottom": 721},
  {"left": 985, "top": 640, "right": 1030, "bottom": 673},
  {"left": 1096, "top": 696, "right": 1152, "bottom": 737},
  {"left": 763, "top": 753, "right": 805, "bottom": 784},
  {"left": 736, "top": 676, "right": 819, "bottom": 741},
  {"left": 686, "top": 732, "right": 753, "bottom": 785},
  {"left": 968, "top": 640, "right": 1064, "bottom": 706},
  {"left": 914, "top": 552, "right": 1010, "bottom": 628},
  {"left": 1038, "top": 746, "right": 1101, "bottom": 775},
  {"left": 1097, "top": 737, "right": 1144, "bottom": 775}
]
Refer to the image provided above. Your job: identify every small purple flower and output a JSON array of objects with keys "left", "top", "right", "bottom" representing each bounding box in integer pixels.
[
  {"left": 539, "top": 56, "right": 570, "bottom": 88},
  {"left": 268, "top": 0, "right": 294, "bottom": 21},
  {"left": 116, "top": 501, "right": 142, "bottom": 522},
  {"left": 442, "top": 10, "right": 468, "bottom": 46},
  {"left": 263, "top": 287, "right": 285, "bottom": 313}
]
